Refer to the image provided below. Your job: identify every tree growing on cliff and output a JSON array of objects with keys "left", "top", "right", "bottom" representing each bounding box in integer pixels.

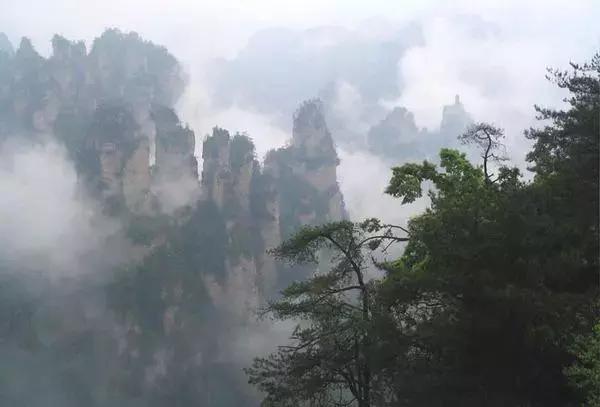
[{"left": 245, "top": 220, "right": 407, "bottom": 407}]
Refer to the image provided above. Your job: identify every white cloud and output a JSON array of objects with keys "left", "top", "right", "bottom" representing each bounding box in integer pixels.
[
  {"left": 177, "top": 81, "right": 290, "bottom": 162},
  {"left": 2, "top": 0, "right": 598, "bottom": 268},
  {"left": 0, "top": 139, "right": 126, "bottom": 278},
  {"left": 394, "top": 5, "right": 600, "bottom": 165},
  {"left": 337, "top": 148, "right": 428, "bottom": 226}
]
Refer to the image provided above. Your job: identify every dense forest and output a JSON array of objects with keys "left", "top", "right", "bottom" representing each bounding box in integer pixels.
[
  {"left": 247, "top": 57, "right": 600, "bottom": 406},
  {"left": 0, "top": 24, "right": 598, "bottom": 407}
]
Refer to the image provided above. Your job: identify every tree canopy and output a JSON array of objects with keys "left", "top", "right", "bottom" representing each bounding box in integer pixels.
[{"left": 248, "top": 54, "right": 600, "bottom": 407}]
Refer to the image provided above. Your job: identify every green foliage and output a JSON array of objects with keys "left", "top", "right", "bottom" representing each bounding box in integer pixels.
[
  {"left": 378, "top": 55, "right": 599, "bottom": 406},
  {"left": 248, "top": 221, "right": 407, "bottom": 406},
  {"left": 249, "top": 54, "right": 600, "bottom": 407},
  {"left": 565, "top": 323, "right": 600, "bottom": 406},
  {"left": 459, "top": 122, "right": 508, "bottom": 182},
  {"left": 230, "top": 133, "right": 256, "bottom": 170},
  {"left": 270, "top": 221, "right": 355, "bottom": 264},
  {"left": 385, "top": 159, "right": 438, "bottom": 204}
]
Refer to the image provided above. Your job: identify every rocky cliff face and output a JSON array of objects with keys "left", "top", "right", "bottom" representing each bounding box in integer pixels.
[
  {"left": 1, "top": 27, "right": 285, "bottom": 314},
  {"left": 151, "top": 106, "right": 199, "bottom": 214},
  {"left": 201, "top": 129, "right": 262, "bottom": 319},
  {"left": 367, "top": 105, "right": 427, "bottom": 161},
  {"left": 0, "top": 29, "right": 349, "bottom": 405},
  {"left": 266, "top": 99, "right": 346, "bottom": 237},
  {"left": 200, "top": 99, "right": 346, "bottom": 311},
  {"left": 0, "top": 30, "right": 192, "bottom": 216}
]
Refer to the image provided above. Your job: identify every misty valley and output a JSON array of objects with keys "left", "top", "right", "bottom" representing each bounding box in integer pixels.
[{"left": 0, "top": 15, "right": 598, "bottom": 407}]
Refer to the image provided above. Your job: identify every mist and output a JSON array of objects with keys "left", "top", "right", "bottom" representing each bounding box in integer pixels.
[
  {"left": 2, "top": 1, "right": 599, "bottom": 221},
  {"left": 0, "top": 1, "right": 598, "bottom": 405},
  {"left": 0, "top": 137, "right": 127, "bottom": 278}
]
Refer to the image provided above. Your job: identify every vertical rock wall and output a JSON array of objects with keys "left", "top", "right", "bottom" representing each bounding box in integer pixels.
[{"left": 200, "top": 99, "right": 346, "bottom": 318}]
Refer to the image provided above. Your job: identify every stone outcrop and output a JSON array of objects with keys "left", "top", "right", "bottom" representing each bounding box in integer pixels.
[
  {"left": 201, "top": 127, "right": 233, "bottom": 209},
  {"left": 200, "top": 100, "right": 346, "bottom": 318},
  {"left": 266, "top": 99, "right": 346, "bottom": 238},
  {"left": 0, "top": 30, "right": 348, "bottom": 320},
  {"left": 367, "top": 106, "right": 424, "bottom": 159},
  {"left": 123, "top": 136, "right": 151, "bottom": 211},
  {"left": 201, "top": 129, "right": 263, "bottom": 319},
  {"left": 367, "top": 95, "right": 473, "bottom": 162},
  {"left": 151, "top": 106, "right": 199, "bottom": 213},
  {"left": 256, "top": 163, "right": 282, "bottom": 294},
  {"left": 440, "top": 94, "right": 472, "bottom": 142},
  {"left": 0, "top": 30, "right": 352, "bottom": 404},
  {"left": 0, "top": 29, "right": 193, "bottom": 216}
]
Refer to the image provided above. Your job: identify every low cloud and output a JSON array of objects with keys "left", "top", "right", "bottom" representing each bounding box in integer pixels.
[
  {"left": 0, "top": 138, "right": 127, "bottom": 280},
  {"left": 178, "top": 82, "right": 289, "bottom": 163},
  {"left": 337, "top": 148, "right": 428, "bottom": 227},
  {"left": 395, "top": 9, "right": 600, "bottom": 165}
]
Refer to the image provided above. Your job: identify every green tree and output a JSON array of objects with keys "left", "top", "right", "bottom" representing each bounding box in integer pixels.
[
  {"left": 458, "top": 122, "right": 507, "bottom": 183},
  {"left": 380, "top": 54, "right": 599, "bottom": 406},
  {"left": 525, "top": 54, "right": 599, "bottom": 293},
  {"left": 565, "top": 322, "right": 600, "bottom": 406},
  {"left": 246, "top": 220, "right": 407, "bottom": 407},
  {"left": 247, "top": 53, "right": 599, "bottom": 407}
]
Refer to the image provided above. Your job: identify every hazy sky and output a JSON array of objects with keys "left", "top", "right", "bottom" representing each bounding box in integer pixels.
[
  {"left": 2, "top": 0, "right": 599, "bottom": 223},
  {"left": 2, "top": 0, "right": 598, "bottom": 60}
]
